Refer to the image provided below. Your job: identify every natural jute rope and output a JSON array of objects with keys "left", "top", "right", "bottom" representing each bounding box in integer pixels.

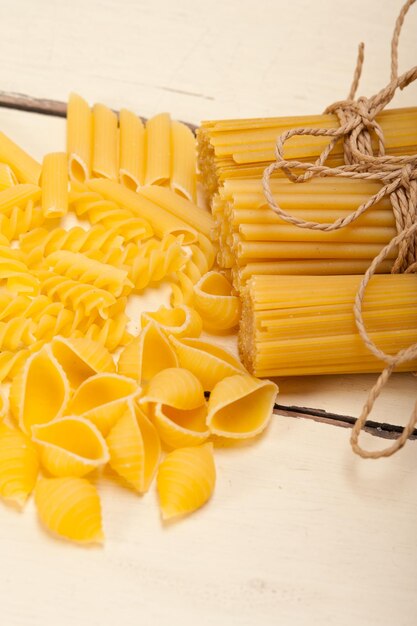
[{"left": 262, "top": 0, "right": 417, "bottom": 458}]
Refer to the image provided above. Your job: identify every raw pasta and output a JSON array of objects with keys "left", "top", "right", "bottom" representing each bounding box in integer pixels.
[
  {"left": 32, "top": 416, "right": 109, "bottom": 478},
  {"left": 35, "top": 477, "right": 104, "bottom": 544},
  {"left": 92, "top": 103, "right": 118, "bottom": 180},
  {"left": 140, "top": 367, "right": 205, "bottom": 410},
  {"left": 10, "top": 345, "right": 70, "bottom": 434},
  {"left": 119, "top": 108, "right": 145, "bottom": 189},
  {"left": 193, "top": 271, "right": 241, "bottom": 332},
  {"left": 106, "top": 399, "right": 160, "bottom": 492},
  {"left": 171, "top": 120, "right": 197, "bottom": 202},
  {"left": 67, "top": 93, "right": 92, "bottom": 182},
  {"left": 41, "top": 152, "right": 68, "bottom": 218},
  {"left": 157, "top": 443, "right": 216, "bottom": 520},
  {"left": 51, "top": 336, "right": 115, "bottom": 388},
  {"left": 0, "top": 132, "right": 41, "bottom": 184},
  {"left": 142, "top": 305, "right": 203, "bottom": 338},
  {"left": 207, "top": 374, "right": 278, "bottom": 438},
  {"left": 145, "top": 112, "right": 171, "bottom": 186},
  {"left": 0, "top": 163, "right": 17, "bottom": 190},
  {"left": 118, "top": 321, "right": 178, "bottom": 383},
  {"left": 0, "top": 423, "right": 39, "bottom": 508}
]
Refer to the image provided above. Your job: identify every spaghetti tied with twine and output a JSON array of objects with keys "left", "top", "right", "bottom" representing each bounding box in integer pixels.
[{"left": 262, "top": 0, "right": 417, "bottom": 458}]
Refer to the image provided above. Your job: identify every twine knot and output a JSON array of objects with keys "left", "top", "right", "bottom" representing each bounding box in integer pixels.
[{"left": 262, "top": 0, "right": 417, "bottom": 458}]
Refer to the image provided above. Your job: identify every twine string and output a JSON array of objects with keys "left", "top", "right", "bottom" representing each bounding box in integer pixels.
[{"left": 262, "top": 0, "right": 417, "bottom": 458}]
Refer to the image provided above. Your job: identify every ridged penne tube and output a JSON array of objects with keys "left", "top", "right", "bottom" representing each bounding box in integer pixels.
[
  {"left": 0, "top": 132, "right": 41, "bottom": 184},
  {"left": 35, "top": 477, "right": 104, "bottom": 544},
  {"left": 0, "top": 184, "right": 41, "bottom": 213},
  {"left": 67, "top": 93, "right": 92, "bottom": 182},
  {"left": 10, "top": 345, "right": 70, "bottom": 434},
  {"left": 87, "top": 179, "right": 198, "bottom": 243},
  {"left": 0, "top": 424, "right": 39, "bottom": 508},
  {"left": 169, "top": 336, "right": 245, "bottom": 391},
  {"left": 118, "top": 321, "right": 178, "bottom": 382},
  {"left": 32, "top": 416, "right": 109, "bottom": 478},
  {"left": 106, "top": 399, "right": 160, "bottom": 492},
  {"left": 207, "top": 375, "right": 278, "bottom": 438},
  {"left": 68, "top": 373, "right": 138, "bottom": 435},
  {"left": 171, "top": 120, "right": 197, "bottom": 202},
  {"left": 142, "top": 305, "right": 203, "bottom": 338},
  {"left": 193, "top": 271, "right": 241, "bottom": 332},
  {"left": 157, "top": 442, "right": 215, "bottom": 520},
  {"left": 92, "top": 103, "right": 118, "bottom": 180},
  {"left": 152, "top": 403, "right": 210, "bottom": 449},
  {"left": 51, "top": 336, "right": 115, "bottom": 388},
  {"left": 119, "top": 109, "right": 145, "bottom": 189},
  {"left": 41, "top": 152, "right": 68, "bottom": 218},
  {"left": 139, "top": 186, "right": 214, "bottom": 239},
  {"left": 140, "top": 368, "right": 205, "bottom": 410},
  {"left": 145, "top": 112, "right": 171, "bottom": 186},
  {"left": 45, "top": 250, "right": 133, "bottom": 297},
  {"left": 0, "top": 163, "right": 17, "bottom": 190}
]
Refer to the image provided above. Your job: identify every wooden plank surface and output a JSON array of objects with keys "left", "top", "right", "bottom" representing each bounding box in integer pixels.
[{"left": 0, "top": 1, "right": 416, "bottom": 625}]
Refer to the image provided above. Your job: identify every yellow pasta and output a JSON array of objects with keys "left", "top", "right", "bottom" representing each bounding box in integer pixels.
[
  {"left": 157, "top": 442, "right": 215, "bottom": 520},
  {"left": 106, "top": 399, "right": 160, "bottom": 492},
  {"left": 0, "top": 163, "right": 17, "bottom": 190},
  {"left": 193, "top": 271, "right": 241, "bottom": 332},
  {"left": 140, "top": 367, "right": 205, "bottom": 410},
  {"left": 0, "top": 131, "right": 41, "bottom": 184},
  {"left": 142, "top": 305, "right": 203, "bottom": 338},
  {"left": 45, "top": 250, "right": 133, "bottom": 298},
  {"left": 51, "top": 336, "right": 115, "bottom": 388},
  {"left": 119, "top": 108, "right": 145, "bottom": 189},
  {"left": 152, "top": 403, "right": 210, "bottom": 449},
  {"left": 207, "top": 374, "right": 278, "bottom": 438},
  {"left": 171, "top": 120, "right": 197, "bottom": 202},
  {"left": 169, "top": 335, "right": 246, "bottom": 391},
  {"left": 70, "top": 183, "right": 154, "bottom": 242},
  {"left": 0, "top": 184, "right": 41, "bottom": 214},
  {"left": 87, "top": 179, "right": 198, "bottom": 243},
  {"left": 37, "top": 270, "right": 117, "bottom": 318},
  {"left": 83, "top": 314, "right": 132, "bottom": 352},
  {"left": 10, "top": 345, "right": 70, "bottom": 434},
  {"left": 35, "top": 477, "right": 104, "bottom": 544},
  {"left": 32, "top": 416, "right": 109, "bottom": 478},
  {"left": 118, "top": 321, "right": 178, "bottom": 382},
  {"left": 41, "top": 152, "right": 68, "bottom": 218},
  {"left": 0, "top": 244, "right": 39, "bottom": 294},
  {"left": 0, "top": 201, "right": 45, "bottom": 242},
  {"left": 0, "top": 387, "right": 8, "bottom": 421},
  {"left": 0, "top": 424, "right": 39, "bottom": 508},
  {"left": 67, "top": 93, "right": 92, "bottom": 182},
  {"left": 139, "top": 186, "right": 214, "bottom": 239},
  {"left": 145, "top": 112, "right": 171, "bottom": 186},
  {"left": 92, "top": 103, "right": 118, "bottom": 180},
  {"left": 68, "top": 372, "right": 138, "bottom": 435}
]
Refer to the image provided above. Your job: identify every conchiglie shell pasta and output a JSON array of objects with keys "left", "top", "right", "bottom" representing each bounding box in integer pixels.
[
  {"left": 52, "top": 336, "right": 115, "bottom": 388},
  {"left": 118, "top": 321, "right": 178, "bottom": 382},
  {"left": 68, "top": 373, "right": 138, "bottom": 435},
  {"left": 140, "top": 368, "right": 205, "bottom": 410},
  {"left": 31, "top": 416, "right": 109, "bottom": 477},
  {"left": 169, "top": 335, "right": 246, "bottom": 391},
  {"left": 207, "top": 375, "right": 278, "bottom": 438},
  {"left": 193, "top": 271, "right": 241, "bottom": 332},
  {"left": 10, "top": 345, "right": 70, "bottom": 434},
  {"left": 106, "top": 400, "right": 160, "bottom": 492},
  {"left": 157, "top": 442, "right": 216, "bottom": 520},
  {"left": 141, "top": 305, "right": 202, "bottom": 338},
  {"left": 35, "top": 477, "right": 104, "bottom": 544},
  {"left": 0, "top": 424, "right": 39, "bottom": 507},
  {"left": 152, "top": 403, "right": 210, "bottom": 449}
]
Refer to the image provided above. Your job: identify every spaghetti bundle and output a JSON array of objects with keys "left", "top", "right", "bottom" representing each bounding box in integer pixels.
[
  {"left": 197, "top": 107, "right": 417, "bottom": 201},
  {"left": 214, "top": 177, "right": 396, "bottom": 290},
  {"left": 239, "top": 274, "right": 417, "bottom": 377}
]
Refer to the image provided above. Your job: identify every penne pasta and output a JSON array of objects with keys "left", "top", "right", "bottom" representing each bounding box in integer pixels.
[
  {"left": 67, "top": 93, "right": 92, "bottom": 182},
  {"left": 145, "top": 112, "right": 171, "bottom": 186},
  {"left": 119, "top": 108, "right": 145, "bottom": 190},
  {"left": 92, "top": 103, "right": 118, "bottom": 180},
  {"left": 171, "top": 120, "right": 197, "bottom": 202},
  {"left": 41, "top": 152, "right": 69, "bottom": 218},
  {"left": 0, "top": 132, "right": 41, "bottom": 184},
  {"left": 0, "top": 163, "right": 17, "bottom": 190}
]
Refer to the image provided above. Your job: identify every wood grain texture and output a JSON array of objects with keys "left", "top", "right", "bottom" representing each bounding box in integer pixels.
[{"left": 0, "top": 1, "right": 416, "bottom": 624}]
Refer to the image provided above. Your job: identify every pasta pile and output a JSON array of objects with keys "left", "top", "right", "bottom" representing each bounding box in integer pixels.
[
  {"left": 239, "top": 274, "right": 417, "bottom": 377},
  {"left": 0, "top": 94, "right": 278, "bottom": 545},
  {"left": 197, "top": 108, "right": 417, "bottom": 200}
]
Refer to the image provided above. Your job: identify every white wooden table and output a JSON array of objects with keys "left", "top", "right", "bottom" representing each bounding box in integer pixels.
[{"left": 0, "top": 2, "right": 416, "bottom": 625}]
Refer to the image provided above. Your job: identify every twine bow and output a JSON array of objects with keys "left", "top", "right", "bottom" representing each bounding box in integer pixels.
[{"left": 262, "top": 0, "right": 417, "bottom": 458}]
